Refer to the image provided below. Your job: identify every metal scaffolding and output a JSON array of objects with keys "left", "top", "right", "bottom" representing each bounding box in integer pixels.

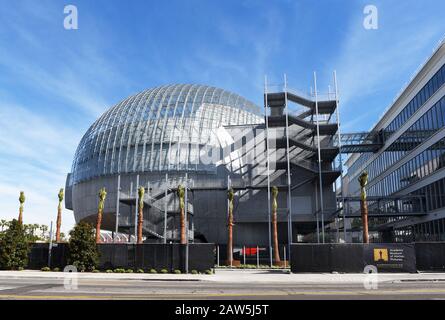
[
  {"left": 264, "top": 71, "right": 342, "bottom": 245},
  {"left": 113, "top": 72, "right": 352, "bottom": 247},
  {"left": 284, "top": 74, "right": 294, "bottom": 257},
  {"left": 314, "top": 71, "right": 325, "bottom": 243},
  {"left": 333, "top": 70, "right": 347, "bottom": 243},
  {"left": 264, "top": 75, "right": 273, "bottom": 267},
  {"left": 114, "top": 174, "right": 121, "bottom": 243},
  {"left": 164, "top": 173, "right": 168, "bottom": 244}
]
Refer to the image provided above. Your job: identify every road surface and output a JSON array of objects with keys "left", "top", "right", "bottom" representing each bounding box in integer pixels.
[{"left": 1, "top": 269, "right": 445, "bottom": 299}]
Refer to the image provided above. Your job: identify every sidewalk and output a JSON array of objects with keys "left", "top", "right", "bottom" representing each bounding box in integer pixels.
[{"left": 1, "top": 269, "right": 445, "bottom": 284}]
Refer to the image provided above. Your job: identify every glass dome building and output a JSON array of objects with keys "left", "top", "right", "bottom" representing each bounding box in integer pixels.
[
  {"left": 69, "top": 84, "right": 263, "bottom": 185},
  {"left": 66, "top": 82, "right": 341, "bottom": 245},
  {"left": 65, "top": 84, "right": 265, "bottom": 242}
]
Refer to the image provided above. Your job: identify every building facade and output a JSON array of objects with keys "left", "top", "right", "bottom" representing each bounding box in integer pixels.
[
  {"left": 344, "top": 41, "right": 445, "bottom": 242},
  {"left": 66, "top": 82, "right": 341, "bottom": 246}
]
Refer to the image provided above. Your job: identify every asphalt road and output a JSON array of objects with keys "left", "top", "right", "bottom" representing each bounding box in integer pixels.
[{"left": 1, "top": 276, "right": 445, "bottom": 300}]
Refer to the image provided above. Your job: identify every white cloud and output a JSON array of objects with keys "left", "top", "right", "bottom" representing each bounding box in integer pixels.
[
  {"left": 0, "top": 2, "right": 129, "bottom": 233},
  {"left": 339, "top": 36, "right": 439, "bottom": 108},
  {"left": 0, "top": 48, "right": 111, "bottom": 118},
  {"left": 334, "top": 3, "right": 444, "bottom": 114},
  {"left": 181, "top": 5, "right": 284, "bottom": 101},
  {"left": 0, "top": 101, "right": 79, "bottom": 233}
]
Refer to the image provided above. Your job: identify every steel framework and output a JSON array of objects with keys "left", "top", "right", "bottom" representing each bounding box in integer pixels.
[{"left": 264, "top": 72, "right": 342, "bottom": 245}]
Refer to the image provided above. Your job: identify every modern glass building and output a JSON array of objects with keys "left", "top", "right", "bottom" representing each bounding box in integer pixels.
[
  {"left": 344, "top": 40, "right": 445, "bottom": 242},
  {"left": 65, "top": 81, "right": 341, "bottom": 245},
  {"left": 69, "top": 84, "right": 262, "bottom": 184},
  {"left": 65, "top": 84, "right": 269, "bottom": 242}
]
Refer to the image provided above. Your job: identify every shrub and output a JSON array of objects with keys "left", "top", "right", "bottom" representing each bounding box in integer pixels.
[
  {"left": 136, "top": 269, "right": 144, "bottom": 273},
  {"left": 113, "top": 268, "right": 125, "bottom": 273},
  {"left": 92, "top": 269, "right": 100, "bottom": 273},
  {"left": 173, "top": 269, "right": 181, "bottom": 274},
  {"left": 67, "top": 222, "right": 99, "bottom": 272},
  {"left": 126, "top": 269, "right": 134, "bottom": 273},
  {"left": 191, "top": 270, "right": 198, "bottom": 275},
  {"left": 52, "top": 267, "right": 60, "bottom": 272},
  {"left": 41, "top": 266, "right": 51, "bottom": 272},
  {"left": 0, "top": 219, "right": 30, "bottom": 270},
  {"left": 105, "top": 269, "right": 113, "bottom": 273},
  {"left": 160, "top": 269, "right": 168, "bottom": 274},
  {"left": 17, "top": 266, "right": 24, "bottom": 271},
  {"left": 205, "top": 269, "right": 213, "bottom": 275},
  {"left": 149, "top": 268, "right": 157, "bottom": 274}
]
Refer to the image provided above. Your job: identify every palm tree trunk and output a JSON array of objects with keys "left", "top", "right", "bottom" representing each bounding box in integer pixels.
[
  {"left": 361, "top": 200, "right": 369, "bottom": 243},
  {"left": 177, "top": 185, "right": 186, "bottom": 244},
  {"left": 227, "top": 188, "right": 234, "bottom": 266},
  {"left": 137, "top": 206, "right": 143, "bottom": 244},
  {"left": 96, "top": 188, "right": 107, "bottom": 244},
  {"left": 95, "top": 209, "right": 102, "bottom": 244},
  {"left": 180, "top": 206, "right": 186, "bottom": 244},
  {"left": 272, "top": 209, "right": 281, "bottom": 264},
  {"left": 359, "top": 172, "right": 369, "bottom": 244},
  {"left": 227, "top": 210, "right": 233, "bottom": 265},
  {"left": 18, "top": 208, "right": 23, "bottom": 225},
  {"left": 18, "top": 192, "right": 25, "bottom": 225},
  {"left": 56, "top": 207, "right": 62, "bottom": 242}
]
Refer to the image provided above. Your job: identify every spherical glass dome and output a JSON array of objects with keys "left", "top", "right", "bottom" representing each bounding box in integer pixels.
[{"left": 69, "top": 84, "right": 263, "bottom": 185}]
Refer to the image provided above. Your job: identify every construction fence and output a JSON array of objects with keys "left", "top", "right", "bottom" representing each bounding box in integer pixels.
[{"left": 28, "top": 243, "right": 214, "bottom": 272}]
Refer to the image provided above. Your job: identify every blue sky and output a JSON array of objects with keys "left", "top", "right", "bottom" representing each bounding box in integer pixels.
[{"left": 0, "top": 0, "right": 444, "bottom": 233}]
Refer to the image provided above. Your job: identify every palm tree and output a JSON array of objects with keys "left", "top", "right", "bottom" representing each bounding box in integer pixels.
[
  {"left": 56, "top": 188, "right": 64, "bottom": 242},
  {"left": 177, "top": 185, "right": 186, "bottom": 244},
  {"left": 271, "top": 186, "right": 281, "bottom": 265},
  {"left": 227, "top": 188, "right": 234, "bottom": 266},
  {"left": 25, "top": 224, "right": 39, "bottom": 242},
  {"left": 359, "top": 171, "right": 369, "bottom": 244},
  {"left": 40, "top": 224, "right": 48, "bottom": 240},
  {"left": 0, "top": 219, "right": 7, "bottom": 232},
  {"left": 32, "top": 224, "right": 39, "bottom": 237},
  {"left": 18, "top": 191, "right": 25, "bottom": 225},
  {"left": 95, "top": 187, "right": 107, "bottom": 244},
  {"left": 137, "top": 186, "right": 145, "bottom": 244}
]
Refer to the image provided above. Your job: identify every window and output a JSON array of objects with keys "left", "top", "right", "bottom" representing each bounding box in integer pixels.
[
  {"left": 413, "top": 95, "right": 418, "bottom": 110},
  {"left": 442, "top": 66, "right": 445, "bottom": 84},
  {"left": 438, "top": 68, "right": 444, "bottom": 88},
  {"left": 441, "top": 98, "right": 445, "bottom": 125},
  {"left": 420, "top": 89, "right": 425, "bottom": 106},
  {"left": 409, "top": 101, "right": 415, "bottom": 116},
  {"left": 433, "top": 73, "right": 439, "bottom": 92}
]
